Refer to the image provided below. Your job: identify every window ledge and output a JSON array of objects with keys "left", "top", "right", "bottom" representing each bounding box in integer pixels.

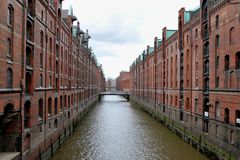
[
  {"left": 7, "top": 59, "right": 13, "bottom": 64},
  {"left": 0, "top": 88, "right": 21, "bottom": 93}
]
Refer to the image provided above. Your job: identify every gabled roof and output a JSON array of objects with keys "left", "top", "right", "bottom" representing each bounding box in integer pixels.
[
  {"left": 157, "top": 39, "right": 162, "bottom": 47},
  {"left": 149, "top": 47, "right": 154, "bottom": 54},
  {"left": 166, "top": 30, "right": 177, "bottom": 39},
  {"left": 184, "top": 11, "right": 190, "bottom": 24}
]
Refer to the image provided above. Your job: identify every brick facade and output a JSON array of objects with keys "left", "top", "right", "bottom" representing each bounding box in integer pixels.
[
  {"left": 130, "top": 0, "right": 240, "bottom": 159},
  {"left": 0, "top": 0, "right": 105, "bottom": 159},
  {"left": 116, "top": 71, "right": 130, "bottom": 92}
]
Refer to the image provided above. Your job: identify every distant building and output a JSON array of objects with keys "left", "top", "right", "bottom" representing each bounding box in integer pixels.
[
  {"left": 116, "top": 71, "right": 130, "bottom": 92},
  {"left": 106, "top": 78, "right": 116, "bottom": 91}
]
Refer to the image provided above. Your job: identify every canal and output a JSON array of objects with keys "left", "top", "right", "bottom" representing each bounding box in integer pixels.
[{"left": 52, "top": 96, "right": 208, "bottom": 160}]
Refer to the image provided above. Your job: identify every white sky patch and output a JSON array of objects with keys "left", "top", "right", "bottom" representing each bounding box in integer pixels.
[{"left": 63, "top": 0, "right": 199, "bottom": 78}]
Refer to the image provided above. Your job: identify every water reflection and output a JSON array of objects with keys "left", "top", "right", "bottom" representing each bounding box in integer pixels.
[{"left": 52, "top": 96, "right": 207, "bottom": 160}]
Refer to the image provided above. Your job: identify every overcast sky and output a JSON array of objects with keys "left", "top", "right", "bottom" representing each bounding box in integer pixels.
[{"left": 63, "top": 0, "right": 200, "bottom": 79}]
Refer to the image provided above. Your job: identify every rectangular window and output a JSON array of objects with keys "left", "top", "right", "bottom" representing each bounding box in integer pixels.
[
  {"left": 7, "top": 38, "right": 12, "bottom": 60},
  {"left": 40, "top": 53, "right": 43, "bottom": 68},
  {"left": 49, "top": 56, "right": 52, "bottom": 71},
  {"left": 216, "top": 56, "right": 219, "bottom": 69},
  {"left": 40, "top": 74, "right": 43, "bottom": 87},
  {"left": 49, "top": 75, "right": 52, "bottom": 87},
  {"left": 195, "top": 29, "right": 198, "bottom": 38},
  {"left": 216, "top": 77, "right": 219, "bottom": 88}
]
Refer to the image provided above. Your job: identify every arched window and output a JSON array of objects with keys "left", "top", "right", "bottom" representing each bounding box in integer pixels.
[
  {"left": 236, "top": 52, "right": 240, "bottom": 69},
  {"left": 4, "top": 103, "right": 14, "bottom": 113},
  {"left": 224, "top": 108, "right": 230, "bottom": 124},
  {"left": 6, "top": 68, "right": 13, "bottom": 88},
  {"left": 48, "top": 98, "right": 52, "bottom": 117},
  {"left": 230, "top": 27, "right": 235, "bottom": 45},
  {"left": 24, "top": 101, "right": 31, "bottom": 128},
  {"left": 38, "top": 99, "right": 43, "bottom": 121},
  {"left": 7, "top": 38, "right": 13, "bottom": 61},
  {"left": 236, "top": 110, "right": 240, "bottom": 127},
  {"left": 7, "top": 5, "right": 14, "bottom": 27},
  {"left": 216, "top": 15, "right": 219, "bottom": 28},
  {"left": 54, "top": 98, "right": 58, "bottom": 115},
  {"left": 25, "top": 72, "right": 32, "bottom": 94},
  {"left": 225, "top": 55, "right": 230, "bottom": 70}
]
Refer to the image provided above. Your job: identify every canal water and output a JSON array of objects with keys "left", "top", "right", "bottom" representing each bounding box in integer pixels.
[{"left": 52, "top": 96, "right": 208, "bottom": 160}]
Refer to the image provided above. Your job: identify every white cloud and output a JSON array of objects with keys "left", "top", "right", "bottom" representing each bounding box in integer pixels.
[{"left": 63, "top": 0, "right": 199, "bottom": 78}]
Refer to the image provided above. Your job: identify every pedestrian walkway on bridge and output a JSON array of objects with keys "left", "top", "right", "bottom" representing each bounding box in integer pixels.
[{"left": 99, "top": 90, "right": 130, "bottom": 101}]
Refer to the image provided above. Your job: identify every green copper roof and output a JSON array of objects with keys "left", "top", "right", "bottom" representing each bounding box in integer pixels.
[
  {"left": 157, "top": 39, "right": 162, "bottom": 47},
  {"left": 166, "top": 30, "right": 177, "bottom": 39},
  {"left": 190, "top": 5, "right": 200, "bottom": 12},
  {"left": 149, "top": 47, "right": 154, "bottom": 54},
  {"left": 184, "top": 11, "right": 190, "bottom": 24}
]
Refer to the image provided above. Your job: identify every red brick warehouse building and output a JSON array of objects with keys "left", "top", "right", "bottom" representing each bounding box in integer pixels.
[
  {"left": 0, "top": 0, "right": 105, "bottom": 159},
  {"left": 116, "top": 71, "right": 130, "bottom": 92},
  {"left": 130, "top": 0, "right": 240, "bottom": 159}
]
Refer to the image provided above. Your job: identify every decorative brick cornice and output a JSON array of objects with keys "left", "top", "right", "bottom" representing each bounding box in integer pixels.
[{"left": 209, "top": 0, "right": 229, "bottom": 16}]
